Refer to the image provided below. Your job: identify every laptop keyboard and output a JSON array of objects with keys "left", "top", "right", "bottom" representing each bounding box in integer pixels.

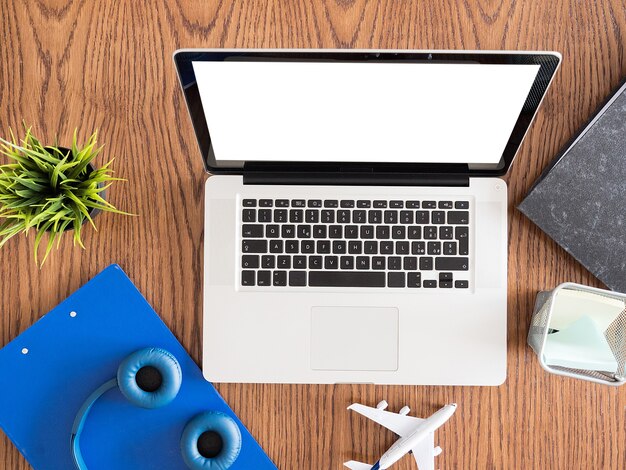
[{"left": 240, "top": 198, "right": 470, "bottom": 289}]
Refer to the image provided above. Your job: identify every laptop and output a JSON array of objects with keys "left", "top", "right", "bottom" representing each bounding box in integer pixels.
[{"left": 173, "top": 49, "right": 561, "bottom": 385}]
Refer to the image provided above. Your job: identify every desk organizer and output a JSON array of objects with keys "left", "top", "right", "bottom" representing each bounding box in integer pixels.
[
  {"left": 0, "top": 264, "right": 277, "bottom": 469},
  {"left": 528, "top": 282, "right": 626, "bottom": 385}
]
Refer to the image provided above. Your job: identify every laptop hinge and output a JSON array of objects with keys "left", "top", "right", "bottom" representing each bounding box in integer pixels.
[{"left": 243, "top": 172, "right": 470, "bottom": 187}]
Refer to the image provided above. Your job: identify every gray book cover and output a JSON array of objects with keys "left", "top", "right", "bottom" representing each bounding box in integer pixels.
[{"left": 519, "top": 80, "right": 626, "bottom": 292}]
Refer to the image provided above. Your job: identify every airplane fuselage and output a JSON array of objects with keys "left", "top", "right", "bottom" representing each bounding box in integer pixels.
[{"left": 377, "top": 404, "right": 457, "bottom": 469}]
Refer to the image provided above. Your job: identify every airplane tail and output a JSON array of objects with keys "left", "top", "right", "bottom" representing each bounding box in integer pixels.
[{"left": 344, "top": 460, "right": 380, "bottom": 470}]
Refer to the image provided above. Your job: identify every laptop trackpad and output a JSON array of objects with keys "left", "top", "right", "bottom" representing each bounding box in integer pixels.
[{"left": 310, "top": 306, "right": 398, "bottom": 371}]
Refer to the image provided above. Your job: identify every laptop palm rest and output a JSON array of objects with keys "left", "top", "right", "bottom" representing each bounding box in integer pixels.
[{"left": 310, "top": 306, "right": 399, "bottom": 371}]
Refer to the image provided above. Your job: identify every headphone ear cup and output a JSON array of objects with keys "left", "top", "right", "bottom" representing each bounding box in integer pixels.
[
  {"left": 180, "top": 411, "right": 242, "bottom": 470},
  {"left": 117, "top": 347, "right": 182, "bottom": 409}
]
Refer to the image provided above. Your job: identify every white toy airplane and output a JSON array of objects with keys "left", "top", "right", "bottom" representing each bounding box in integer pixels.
[{"left": 345, "top": 401, "right": 457, "bottom": 470}]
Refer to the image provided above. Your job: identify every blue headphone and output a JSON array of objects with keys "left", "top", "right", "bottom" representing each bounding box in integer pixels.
[{"left": 71, "top": 347, "right": 242, "bottom": 470}]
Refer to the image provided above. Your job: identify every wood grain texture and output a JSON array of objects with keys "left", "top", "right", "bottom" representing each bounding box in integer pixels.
[{"left": 1, "top": 0, "right": 626, "bottom": 468}]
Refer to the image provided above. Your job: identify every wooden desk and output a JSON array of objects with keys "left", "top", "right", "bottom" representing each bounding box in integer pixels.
[{"left": 1, "top": 1, "right": 625, "bottom": 468}]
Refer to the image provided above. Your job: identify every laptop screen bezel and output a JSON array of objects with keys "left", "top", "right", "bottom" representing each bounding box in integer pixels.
[{"left": 173, "top": 49, "right": 560, "bottom": 177}]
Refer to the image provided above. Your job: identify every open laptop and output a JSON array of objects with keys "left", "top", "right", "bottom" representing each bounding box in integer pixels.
[{"left": 174, "top": 49, "right": 561, "bottom": 385}]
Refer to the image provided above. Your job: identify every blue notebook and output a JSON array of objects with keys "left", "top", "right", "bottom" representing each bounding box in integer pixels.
[{"left": 0, "top": 264, "right": 276, "bottom": 470}]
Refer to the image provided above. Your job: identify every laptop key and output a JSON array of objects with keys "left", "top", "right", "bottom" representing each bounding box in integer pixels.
[
  {"left": 242, "top": 224, "right": 263, "bottom": 238},
  {"left": 396, "top": 241, "right": 409, "bottom": 254},
  {"left": 242, "top": 255, "right": 259, "bottom": 269},
  {"left": 439, "top": 272, "right": 453, "bottom": 281},
  {"left": 424, "top": 226, "right": 437, "bottom": 239},
  {"left": 432, "top": 211, "right": 446, "bottom": 224},
  {"left": 388, "top": 272, "right": 405, "bottom": 287},
  {"left": 390, "top": 201, "right": 403, "bottom": 208},
  {"left": 317, "top": 240, "right": 331, "bottom": 254},
  {"left": 313, "top": 225, "right": 327, "bottom": 238},
  {"left": 423, "top": 280, "right": 437, "bottom": 288},
  {"left": 408, "top": 272, "right": 421, "bottom": 287},
  {"left": 324, "top": 200, "right": 338, "bottom": 208},
  {"left": 297, "top": 225, "right": 311, "bottom": 238},
  {"left": 273, "top": 271, "right": 287, "bottom": 286},
  {"left": 455, "top": 201, "right": 469, "bottom": 209},
  {"left": 357, "top": 200, "right": 371, "bottom": 208},
  {"left": 333, "top": 240, "right": 347, "bottom": 254},
  {"left": 324, "top": 256, "right": 339, "bottom": 269},
  {"left": 262, "top": 255, "right": 275, "bottom": 268},
  {"left": 277, "top": 256, "right": 291, "bottom": 269},
  {"left": 423, "top": 201, "right": 436, "bottom": 209},
  {"left": 289, "top": 271, "right": 306, "bottom": 286},
  {"left": 373, "top": 200, "right": 387, "bottom": 208},
  {"left": 321, "top": 210, "right": 335, "bottom": 223},
  {"left": 439, "top": 226, "right": 454, "bottom": 239},
  {"left": 427, "top": 241, "right": 442, "bottom": 255},
  {"left": 257, "top": 271, "right": 271, "bottom": 286},
  {"left": 242, "top": 209, "right": 256, "bottom": 223},
  {"left": 266, "top": 225, "right": 280, "bottom": 238},
  {"left": 281, "top": 225, "right": 295, "bottom": 238},
  {"left": 242, "top": 240, "right": 267, "bottom": 253},
  {"left": 408, "top": 226, "right": 421, "bottom": 239},
  {"left": 340, "top": 200, "right": 355, "bottom": 208},
  {"left": 353, "top": 210, "right": 367, "bottom": 223},
  {"left": 443, "top": 241, "right": 457, "bottom": 255},
  {"left": 435, "top": 257, "right": 469, "bottom": 270},
  {"left": 400, "top": 211, "right": 414, "bottom": 224},
  {"left": 438, "top": 201, "right": 453, "bottom": 209},
  {"left": 290, "top": 209, "right": 303, "bottom": 223},
  {"left": 420, "top": 257, "right": 433, "bottom": 270},
  {"left": 387, "top": 257, "right": 401, "bottom": 270},
  {"left": 340, "top": 256, "right": 354, "bottom": 269},
  {"left": 276, "top": 199, "right": 289, "bottom": 207},
  {"left": 376, "top": 225, "right": 390, "bottom": 239},
  {"left": 360, "top": 225, "right": 374, "bottom": 239},
  {"left": 392, "top": 226, "right": 406, "bottom": 239},
  {"left": 274, "top": 209, "right": 288, "bottom": 223},
  {"left": 372, "top": 257, "right": 385, "bottom": 269},
  {"left": 455, "top": 280, "right": 469, "bottom": 288},
  {"left": 348, "top": 241, "right": 362, "bottom": 254},
  {"left": 301, "top": 240, "right": 315, "bottom": 253},
  {"left": 403, "top": 256, "right": 417, "bottom": 270},
  {"left": 368, "top": 210, "right": 383, "bottom": 224},
  {"left": 415, "top": 211, "right": 429, "bottom": 224},
  {"left": 305, "top": 210, "right": 319, "bottom": 223},
  {"left": 406, "top": 201, "right": 420, "bottom": 208},
  {"left": 384, "top": 210, "right": 398, "bottom": 224},
  {"left": 259, "top": 199, "right": 273, "bottom": 207},
  {"left": 292, "top": 199, "right": 306, "bottom": 207},
  {"left": 308, "top": 200, "right": 322, "bottom": 208},
  {"left": 412, "top": 241, "right": 426, "bottom": 255},
  {"left": 329, "top": 225, "right": 343, "bottom": 238},
  {"left": 309, "top": 256, "right": 323, "bottom": 269},
  {"left": 242, "top": 199, "right": 256, "bottom": 207},
  {"left": 293, "top": 256, "right": 306, "bottom": 269},
  {"left": 269, "top": 240, "right": 283, "bottom": 253},
  {"left": 448, "top": 211, "right": 469, "bottom": 224},
  {"left": 241, "top": 270, "right": 255, "bottom": 286},
  {"left": 439, "top": 280, "right": 453, "bottom": 288},
  {"left": 380, "top": 241, "right": 394, "bottom": 254},
  {"left": 258, "top": 209, "right": 272, "bottom": 222},
  {"left": 364, "top": 241, "right": 377, "bottom": 254},
  {"left": 345, "top": 226, "right": 359, "bottom": 238},
  {"left": 455, "top": 226, "right": 469, "bottom": 255},
  {"left": 309, "top": 271, "right": 385, "bottom": 287},
  {"left": 356, "top": 257, "right": 370, "bottom": 269},
  {"left": 337, "top": 210, "right": 351, "bottom": 223}
]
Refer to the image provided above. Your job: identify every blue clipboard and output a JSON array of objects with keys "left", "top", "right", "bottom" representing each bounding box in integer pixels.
[{"left": 0, "top": 264, "right": 277, "bottom": 470}]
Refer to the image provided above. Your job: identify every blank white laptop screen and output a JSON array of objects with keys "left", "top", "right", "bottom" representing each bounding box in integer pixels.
[{"left": 192, "top": 60, "right": 540, "bottom": 164}]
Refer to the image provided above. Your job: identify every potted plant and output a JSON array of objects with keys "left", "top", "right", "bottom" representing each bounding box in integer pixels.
[{"left": 0, "top": 126, "right": 130, "bottom": 265}]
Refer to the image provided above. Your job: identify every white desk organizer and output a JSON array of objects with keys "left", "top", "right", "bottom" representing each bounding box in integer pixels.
[{"left": 528, "top": 283, "right": 626, "bottom": 386}]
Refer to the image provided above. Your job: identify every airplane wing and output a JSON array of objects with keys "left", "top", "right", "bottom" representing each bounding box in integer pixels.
[
  {"left": 411, "top": 432, "right": 437, "bottom": 470},
  {"left": 348, "top": 403, "right": 424, "bottom": 437},
  {"left": 344, "top": 460, "right": 375, "bottom": 470}
]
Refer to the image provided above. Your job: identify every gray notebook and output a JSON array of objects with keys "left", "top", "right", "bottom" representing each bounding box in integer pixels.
[{"left": 519, "top": 80, "right": 626, "bottom": 292}]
